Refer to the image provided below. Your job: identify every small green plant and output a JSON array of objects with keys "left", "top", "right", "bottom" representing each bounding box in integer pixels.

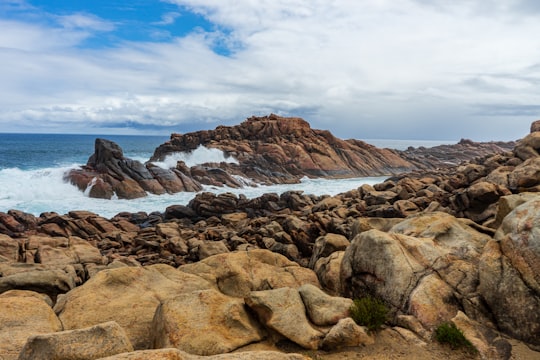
[
  {"left": 349, "top": 296, "right": 389, "bottom": 332},
  {"left": 435, "top": 322, "right": 477, "bottom": 353}
]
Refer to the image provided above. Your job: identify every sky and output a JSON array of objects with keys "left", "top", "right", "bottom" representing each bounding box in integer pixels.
[{"left": 1, "top": 0, "right": 540, "bottom": 140}]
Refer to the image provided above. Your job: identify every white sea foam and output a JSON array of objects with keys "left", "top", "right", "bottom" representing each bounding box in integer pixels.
[
  {"left": 0, "top": 164, "right": 387, "bottom": 218},
  {"left": 152, "top": 145, "right": 239, "bottom": 169}
]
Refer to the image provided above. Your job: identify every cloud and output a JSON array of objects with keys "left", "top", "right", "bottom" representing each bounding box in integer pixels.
[
  {"left": 56, "top": 13, "right": 115, "bottom": 32},
  {"left": 0, "top": 0, "right": 539, "bottom": 140},
  {"left": 153, "top": 11, "right": 181, "bottom": 26}
]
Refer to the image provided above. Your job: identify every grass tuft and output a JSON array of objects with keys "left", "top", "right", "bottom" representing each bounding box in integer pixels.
[
  {"left": 435, "top": 322, "right": 477, "bottom": 353},
  {"left": 349, "top": 296, "right": 389, "bottom": 332}
]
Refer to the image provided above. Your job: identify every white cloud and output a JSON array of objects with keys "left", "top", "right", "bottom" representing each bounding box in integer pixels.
[
  {"left": 56, "top": 13, "right": 115, "bottom": 32},
  {"left": 153, "top": 11, "right": 181, "bottom": 25},
  {"left": 0, "top": 0, "right": 539, "bottom": 140}
]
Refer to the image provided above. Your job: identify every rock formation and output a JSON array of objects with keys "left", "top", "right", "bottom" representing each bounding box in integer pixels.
[
  {"left": 0, "top": 120, "right": 539, "bottom": 359},
  {"left": 65, "top": 114, "right": 515, "bottom": 199}
]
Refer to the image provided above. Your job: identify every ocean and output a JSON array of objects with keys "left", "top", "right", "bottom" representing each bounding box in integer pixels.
[{"left": 0, "top": 133, "right": 453, "bottom": 219}]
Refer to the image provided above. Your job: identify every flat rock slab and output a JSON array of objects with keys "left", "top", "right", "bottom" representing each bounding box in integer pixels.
[{"left": 18, "top": 321, "right": 133, "bottom": 360}]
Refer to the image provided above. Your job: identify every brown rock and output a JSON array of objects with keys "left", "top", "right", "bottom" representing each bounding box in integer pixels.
[
  {"left": 151, "top": 289, "right": 264, "bottom": 355},
  {"left": 479, "top": 197, "right": 540, "bottom": 347},
  {"left": 298, "top": 284, "right": 352, "bottom": 326},
  {"left": 321, "top": 317, "right": 374, "bottom": 350},
  {"left": 308, "top": 233, "right": 349, "bottom": 269},
  {"left": 55, "top": 264, "right": 213, "bottom": 350},
  {"left": 179, "top": 249, "right": 320, "bottom": 298},
  {"left": 245, "top": 287, "right": 324, "bottom": 349},
  {"left": 0, "top": 263, "right": 78, "bottom": 299},
  {"left": 0, "top": 234, "right": 19, "bottom": 261},
  {"left": 18, "top": 321, "right": 133, "bottom": 360},
  {"left": 0, "top": 292, "right": 62, "bottom": 360}
]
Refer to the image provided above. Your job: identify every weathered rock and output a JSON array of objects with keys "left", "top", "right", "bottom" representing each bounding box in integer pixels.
[
  {"left": 0, "top": 291, "right": 62, "bottom": 360},
  {"left": 99, "top": 349, "right": 309, "bottom": 360},
  {"left": 451, "top": 311, "right": 511, "bottom": 360},
  {"left": 55, "top": 264, "right": 213, "bottom": 350},
  {"left": 342, "top": 212, "right": 491, "bottom": 328},
  {"left": 179, "top": 249, "right": 320, "bottom": 298},
  {"left": 152, "top": 289, "right": 264, "bottom": 355},
  {"left": 508, "top": 157, "right": 540, "bottom": 191},
  {"left": 18, "top": 321, "right": 133, "bottom": 360},
  {"left": 298, "top": 284, "right": 352, "bottom": 326},
  {"left": 0, "top": 263, "right": 78, "bottom": 299},
  {"left": 313, "top": 251, "right": 344, "bottom": 296},
  {"left": 321, "top": 317, "right": 374, "bottom": 350},
  {"left": 151, "top": 115, "right": 415, "bottom": 182},
  {"left": 0, "top": 234, "right": 19, "bottom": 261},
  {"left": 308, "top": 233, "right": 349, "bottom": 269},
  {"left": 479, "top": 198, "right": 540, "bottom": 347},
  {"left": 341, "top": 229, "right": 426, "bottom": 314},
  {"left": 491, "top": 193, "right": 538, "bottom": 229},
  {"left": 514, "top": 131, "right": 540, "bottom": 161},
  {"left": 245, "top": 287, "right": 324, "bottom": 349}
]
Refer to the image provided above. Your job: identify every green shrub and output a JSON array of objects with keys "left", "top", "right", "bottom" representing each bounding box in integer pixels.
[
  {"left": 435, "top": 322, "right": 477, "bottom": 353},
  {"left": 349, "top": 296, "right": 388, "bottom": 332}
]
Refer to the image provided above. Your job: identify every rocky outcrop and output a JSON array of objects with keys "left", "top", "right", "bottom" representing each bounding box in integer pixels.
[
  {"left": 151, "top": 114, "right": 415, "bottom": 181},
  {"left": 65, "top": 138, "right": 203, "bottom": 199},
  {"left": 64, "top": 115, "right": 517, "bottom": 199},
  {"left": 398, "top": 138, "right": 516, "bottom": 169}
]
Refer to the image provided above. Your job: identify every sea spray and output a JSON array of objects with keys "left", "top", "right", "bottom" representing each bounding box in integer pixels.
[
  {"left": 0, "top": 164, "right": 386, "bottom": 218},
  {"left": 152, "top": 145, "right": 239, "bottom": 169}
]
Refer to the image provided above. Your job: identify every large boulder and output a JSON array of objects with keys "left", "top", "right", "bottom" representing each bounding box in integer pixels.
[
  {"left": 18, "top": 321, "right": 133, "bottom": 360},
  {"left": 99, "top": 349, "right": 309, "bottom": 360},
  {"left": 298, "top": 284, "right": 352, "bottom": 326},
  {"left": 0, "top": 263, "right": 78, "bottom": 299},
  {"left": 0, "top": 290, "right": 62, "bottom": 360},
  {"left": 245, "top": 287, "right": 324, "bottom": 349},
  {"left": 0, "top": 234, "right": 19, "bottom": 261},
  {"left": 152, "top": 289, "right": 264, "bottom": 355},
  {"left": 341, "top": 212, "right": 492, "bottom": 328},
  {"left": 179, "top": 249, "right": 320, "bottom": 298},
  {"left": 54, "top": 264, "right": 213, "bottom": 350},
  {"left": 478, "top": 197, "right": 540, "bottom": 347},
  {"left": 320, "top": 317, "right": 374, "bottom": 350}
]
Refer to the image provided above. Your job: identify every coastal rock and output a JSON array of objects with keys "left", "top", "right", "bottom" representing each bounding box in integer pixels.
[
  {"left": 99, "top": 349, "right": 309, "bottom": 360},
  {"left": 151, "top": 115, "right": 415, "bottom": 181},
  {"left": 341, "top": 212, "right": 491, "bottom": 328},
  {"left": 478, "top": 197, "right": 540, "bottom": 347},
  {"left": 55, "top": 265, "right": 213, "bottom": 350},
  {"left": 0, "top": 291, "right": 62, "bottom": 360},
  {"left": 313, "top": 251, "right": 345, "bottom": 296},
  {"left": 321, "top": 317, "right": 374, "bottom": 349},
  {"left": 18, "top": 321, "right": 133, "bottom": 360},
  {"left": 245, "top": 287, "right": 324, "bottom": 349},
  {"left": 179, "top": 249, "right": 320, "bottom": 298},
  {"left": 451, "top": 311, "right": 511, "bottom": 360},
  {"left": 298, "top": 284, "right": 352, "bottom": 326},
  {"left": 0, "top": 234, "right": 19, "bottom": 261},
  {"left": 0, "top": 263, "right": 78, "bottom": 299},
  {"left": 308, "top": 233, "right": 349, "bottom": 269},
  {"left": 151, "top": 289, "right": 264, "bottom": 355}
]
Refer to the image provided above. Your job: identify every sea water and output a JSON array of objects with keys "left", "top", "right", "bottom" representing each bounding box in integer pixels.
[{"left": 0, "top": 133, "right": 454, "bottom": 219}]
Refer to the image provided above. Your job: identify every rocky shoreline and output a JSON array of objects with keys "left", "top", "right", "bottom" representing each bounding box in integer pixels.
[
  {"left": 0, "top": 119, "right": 539, "bottom": 359},
  {"left": 64, "top": 114, "right": 516, "bottom": 200}
]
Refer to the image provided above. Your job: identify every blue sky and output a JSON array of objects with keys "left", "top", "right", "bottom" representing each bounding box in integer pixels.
[{"left": 1, "top": 0, "right": 540, "bottom": 140}]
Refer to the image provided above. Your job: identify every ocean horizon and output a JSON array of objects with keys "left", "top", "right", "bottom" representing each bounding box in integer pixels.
[{"left": 0, "top": 133, "right": 456, "bottom": 218}]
